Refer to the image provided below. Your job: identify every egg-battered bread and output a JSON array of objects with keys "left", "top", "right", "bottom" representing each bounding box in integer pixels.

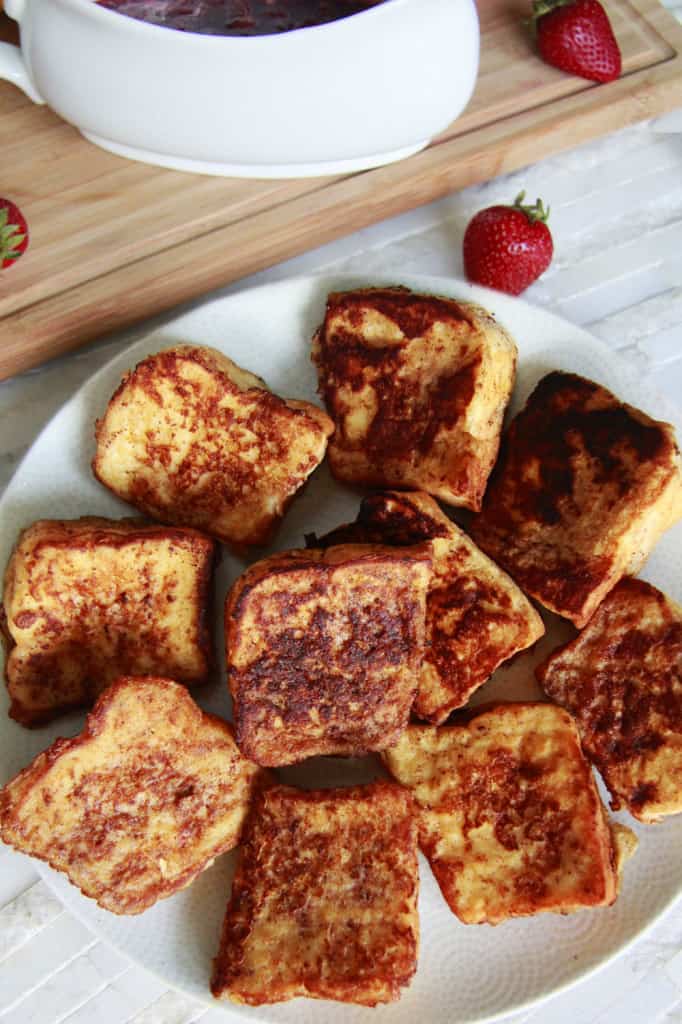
[
  {"left": 93, "top": 345, "right": 334, "bottom": 547},
  {"left": 309, "top": 490, "right": 544, "bottom": 723},
  {"left": 1, "top": 517, "right": 216, "bottom": 726},
  {"left": 383, "top": 704, "right": 636, "bottom": 925},
  {"left": 211, "top": 781, "right": 419, "bottom": 1006},
  {"left": 311, "top": 287, "right": 517, "bottom": 511},
  {"left": 225, "top": 543, "right": 431, "bottom": 766},
  {"left": 0, "top": 677, "right": 265, "bottom": 914},
  {"left": 537, "top": 577, "right": 682, "bottom": 823},
  {"left": 471, "top": 372, "right": 682, "bottom": 627}
]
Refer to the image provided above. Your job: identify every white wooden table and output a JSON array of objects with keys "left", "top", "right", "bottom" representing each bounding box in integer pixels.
[{"left": 2, "top": 35, "right": 682, "bottom": 1023}]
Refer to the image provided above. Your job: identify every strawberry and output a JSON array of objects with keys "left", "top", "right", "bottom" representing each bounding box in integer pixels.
[
  {"left": 0, "top": 198, "right": 29, "bottom": 270},
  {"left": 530, "top": 0, "right": 621, "bottom": 83},
  {"left": 463, "top": 192, "right": 553, "bottom": 296}
]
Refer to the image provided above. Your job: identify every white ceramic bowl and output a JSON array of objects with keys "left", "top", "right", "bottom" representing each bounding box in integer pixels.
[{"left": 0, "top": 0, "right": 479, "bottom": 177}]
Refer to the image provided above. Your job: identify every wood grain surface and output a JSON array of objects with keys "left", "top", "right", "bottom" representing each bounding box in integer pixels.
[{"left": 0, "top": 0, "right": 681, "bottom": 379}]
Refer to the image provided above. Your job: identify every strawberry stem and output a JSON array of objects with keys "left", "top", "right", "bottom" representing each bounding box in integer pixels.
[
  {"left": 0, "top": 215, "right": 26, "bottom": 262},
  {"left": 513, "top": 191, "right": 550, "bottom": 224},
  {"left": 526, "top": 0, "right": 575, "bottom": 35}
]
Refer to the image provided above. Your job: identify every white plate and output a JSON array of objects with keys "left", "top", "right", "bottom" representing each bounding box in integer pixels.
[{"left": 1, "top": 274, "right": 682, "bottom": 1024}]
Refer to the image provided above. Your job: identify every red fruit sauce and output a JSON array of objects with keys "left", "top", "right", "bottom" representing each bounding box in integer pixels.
[{"left": 95, "top": 0, "right": 383, "bottom": 35}]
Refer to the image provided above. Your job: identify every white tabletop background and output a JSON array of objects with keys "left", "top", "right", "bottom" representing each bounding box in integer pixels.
[{"left": 2, "top": 10, "right": 682, "bottom": 1019}]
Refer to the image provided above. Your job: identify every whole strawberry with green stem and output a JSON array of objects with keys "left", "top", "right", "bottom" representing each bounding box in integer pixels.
[
  {"left": 463, "top": 192, "right": 554, "bottom": 296},
  {"left": 1, "top": 199, "right": 29, "bottom": 270},
  {"left": 530, "top": 0, "right": 622, "bottom": 83}
]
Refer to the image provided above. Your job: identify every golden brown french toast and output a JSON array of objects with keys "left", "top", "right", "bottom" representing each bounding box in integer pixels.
[
  {"left": 537, "top": 577, "right": 682, "bottom": 823},
  {"left": 225, "top": 543, "right": 431, "bottom": 766},
  {"left": 309, "top": 490, "right": 544, "bottom": 723},
  {"left": 2, "top": 517, "right": 216, "bottom": 726},
  {"left": 0, "top": 677, "right": 266, "bottom": 914},
  {"left": 211, "top": 781, "right": 419, "bottom": 1006},
  {"left": 311, "top": 287, "right": 517, "bottom": 511},
  {"left": 471, "top": 371, "right": 682, "bottom": 627},
  {"left": 383, "top": 703, "right": 636, "bottom": 925},
  {"left": 93, "top": 345, "right": 333, "bottom": 547}
]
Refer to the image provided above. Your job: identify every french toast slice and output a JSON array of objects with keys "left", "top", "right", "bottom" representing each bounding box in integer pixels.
[
  {"left": 225, "top": 543, "right": 431, "bottom": 766},
  {"left": 0, "top": 677, "right": 266, "bottom": 914},
  {"left": 537, "top": 577, "right": 682, "bottom": 823},
  {"left": 93, "top": 345, "right": 334, "bottom": 547},
  {"left": 311, "top": 287, "right": 517, "bottom": 511},
  {"left": 211, "top": 781, "right": 419, "bottom": 1006},
  {"left": 470, "top": 371, "right": 682, "bottom": 627},
  {"left": 383, "top": 703, "right": 636, "bottom": 925},
  {"left": 309, "top": 490, "right": 544, "bottom": 723},
  {"left": 2, "top": 517, "right": 216, "bottom": 726}
]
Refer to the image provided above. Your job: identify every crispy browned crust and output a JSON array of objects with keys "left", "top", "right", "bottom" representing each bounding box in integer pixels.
[
  {"left": 470, "top": 372, "right": 682, "bottom": 627},
  {"left": 311, "top": 287, "right": 517, "bottom": 511},
  {"left": 309, "top": 491, "right": 544, "bottom": 723},
  {"left": 225, "top": 543, "right": 431, "bottom": 766},
  {"left": 537, "top": 577, "right": 682, "bottom": 823},
  {"left": 305, "top": 491, "right": 451, "bottom": 549},
  {"left": 383, "top": 703, "right": 634, "bottom": 924},
  {"left": 0, "top": 676, "right": 266, "bottom": 914},
  {"left": 211, "top": 781, "right": 419, "bottom": 1006},
  {"left": 2, "top": 517, "right": 217, "bottom": 726},
  {"left": 92, "top": 345, "right": 333, "bottom": 547}
]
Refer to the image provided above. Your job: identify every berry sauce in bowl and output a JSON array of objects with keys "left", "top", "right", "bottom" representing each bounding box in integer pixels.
[{"left": 95, "top": 0, "right": 383, "bottom": 35}]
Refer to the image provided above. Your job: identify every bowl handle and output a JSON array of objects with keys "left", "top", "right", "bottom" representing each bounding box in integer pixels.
[{"left": 0, "top": 0, "right": 45, "bottom": 104}]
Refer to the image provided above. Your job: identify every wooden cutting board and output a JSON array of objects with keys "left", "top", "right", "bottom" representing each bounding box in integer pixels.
[{"left": 1, "top": 0, "right": 681, "bottom": 379}]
